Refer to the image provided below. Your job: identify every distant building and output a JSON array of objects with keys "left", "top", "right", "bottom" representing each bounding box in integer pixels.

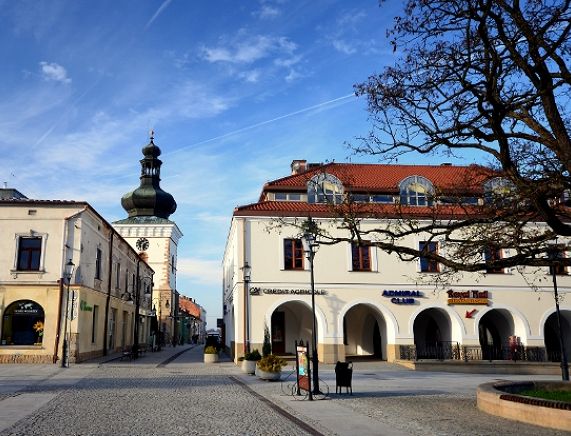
[
  {"left": 113, "top": 133, "right": 183, "bottom": 346},
  {"left": 0, "top": 194, "right": 154, "bottom": 363},
  {"left": 178, "top": 295, "right": 203, "bottom": 344}
]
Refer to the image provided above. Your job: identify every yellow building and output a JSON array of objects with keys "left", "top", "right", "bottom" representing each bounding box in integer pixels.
[{"left": 0, "top": 188, "right": 154, "bottom": 364}]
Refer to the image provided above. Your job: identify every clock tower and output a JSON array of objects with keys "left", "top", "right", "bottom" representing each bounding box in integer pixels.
[{"left": 113, "top": 132, "right": 183, "bottom": 345}]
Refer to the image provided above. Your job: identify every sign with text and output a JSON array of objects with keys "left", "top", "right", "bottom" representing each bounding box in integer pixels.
[
  {"left": 296, "top": 342, "right": 310, "bottom": 392},
  {"left": 447, "top": 290, "right": 489, "bottom": 305},
  {"left": 250, "top": 287, "right": 327, "bottom": 296}
]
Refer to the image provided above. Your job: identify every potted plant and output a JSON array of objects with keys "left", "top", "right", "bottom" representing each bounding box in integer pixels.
[
  {"left": 241, "top": 349, "right": 261, "bottom": 374},
  {"left": 203, "top": 345, "right": 219, "bottom": 363},
  {"left": 256, "top": 354, "right": 287, "bottom": 381}
]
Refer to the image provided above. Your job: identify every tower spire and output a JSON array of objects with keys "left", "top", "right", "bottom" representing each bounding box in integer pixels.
[{"left": 119, "top": 133, "right": 177, "bottom": 221}]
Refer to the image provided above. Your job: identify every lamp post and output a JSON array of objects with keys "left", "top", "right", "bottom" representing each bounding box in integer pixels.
[
  {"left": 242, "top": 261, "right": 252, "bottom": 354},
  {"left": 62, "top": 259, "right": 75, "bottom": 368},
  {"left": 132, "top": 276, "right": 153, "bottom": 359},
  {"left": 302, "top": 218, "right": 320, "bottom": 397},
  {"left": 550, "top": 245, "right": 570, "bottom": 381}
]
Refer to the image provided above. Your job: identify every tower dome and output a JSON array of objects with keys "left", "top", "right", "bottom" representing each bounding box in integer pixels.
[{"left": 119, "top": 132, "right": 177, "bottom": 221}]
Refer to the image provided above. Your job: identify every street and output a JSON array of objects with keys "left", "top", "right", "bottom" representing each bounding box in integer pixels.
[{"left": 0, "top": 345, "right": 568, "bottom": 435}]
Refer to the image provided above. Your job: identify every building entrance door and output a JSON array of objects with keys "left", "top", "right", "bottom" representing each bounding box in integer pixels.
[{"left": 271, "top": 311, "right": 285, "bottom": 354}]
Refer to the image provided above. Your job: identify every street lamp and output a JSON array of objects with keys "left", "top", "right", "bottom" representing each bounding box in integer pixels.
[
  {"left": 62, "top": 258, "right": 75, "bottom": 368},
  {"left": 132, "top": 275, "right": 153, "bottom": 359},
  {"left": 550, "top": 243, "right": 570, "bottom": 381},
  {"left": 302, "top": 217, "right": 320, "bottom": 398},
  {"left": 242, "top": 261, "right": 252, "bottom": 354}
]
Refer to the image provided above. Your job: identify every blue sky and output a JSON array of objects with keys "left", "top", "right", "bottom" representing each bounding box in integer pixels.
[{"left": 1, "top": 0, "right": 470, "bottom": 328}]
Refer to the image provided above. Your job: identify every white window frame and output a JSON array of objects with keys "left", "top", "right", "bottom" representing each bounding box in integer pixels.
[{"left": 12, "top": 232, "right": 48, "bottom": 273}]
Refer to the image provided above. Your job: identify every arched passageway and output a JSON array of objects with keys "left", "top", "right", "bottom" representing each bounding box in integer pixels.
[
  {"left": 1, "top": 300, "right": 45, "bottom": 345},
  {"left": 478, "top": 309, "right": 515, "bottom": 360},
  {"left": 343, "top": 304, "right": 387, "bottom": 360},
  {"left": 413, "top": 308, "right": 452, "bottom": 359},
  {"left": 270, "top": 301, "right": 313, "bottom": 355},
  {"left": 544, "top": 310, "right": 571, "bottom": 362}
]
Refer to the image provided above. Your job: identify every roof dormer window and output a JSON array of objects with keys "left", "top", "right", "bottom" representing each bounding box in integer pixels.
[
  {"left": 399, "top": 176, "right": 434, "bottom": 206},
  {"left": 307, "top": 173, "right": 344, "bottom": 204},
  {"left": 484, "top": 177, "right": 515, "bottom": 205}
]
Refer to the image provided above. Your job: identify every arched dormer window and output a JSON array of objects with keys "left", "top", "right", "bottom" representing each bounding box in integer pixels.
[
  {"left": 307, "top": 173, "right": 344, "bottom": 204},
  {"left": 399, "top": 176, "right": 434, "bottom": 206},
  {"left": 483, "top": 177, "right": 515, "bottom": 205}
]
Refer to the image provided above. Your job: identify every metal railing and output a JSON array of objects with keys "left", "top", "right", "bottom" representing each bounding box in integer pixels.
[{"left": 399, "top": 343, "right": 549, "bottom": 362}]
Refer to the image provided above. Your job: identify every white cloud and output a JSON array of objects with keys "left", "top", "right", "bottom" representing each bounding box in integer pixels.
[
  {"left": 332, "top": 39, "right": 356, "bottom": 55},
  {"left": 201, "top": 34, "right": 296, "bottom": 64},
  {"left": 177, "top": 257, "right": 221, "bottom": 285},
  {"left": 39, "top": 61, "right": 71, "bottom": 84},
  {"left": 256, "top": 5, "right": 281, "bottom": 19},
  {"left": 238, "top": 69, "right": 261, "bottom": 83}
]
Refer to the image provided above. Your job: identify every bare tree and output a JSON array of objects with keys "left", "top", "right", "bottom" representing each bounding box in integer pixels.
[{"left": 321, "top": 0, "right": 571, "bottom": 273}]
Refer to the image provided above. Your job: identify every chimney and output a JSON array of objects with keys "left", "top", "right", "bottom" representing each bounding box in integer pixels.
[{"left": 291, "top": 160, "right": 307, "bottom": 175}]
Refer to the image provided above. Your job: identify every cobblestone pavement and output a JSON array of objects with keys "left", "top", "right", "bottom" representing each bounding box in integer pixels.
[
  {"left": 0, "top": 347, "right": 569, "bottom": 436},
  {"left": 0, "top": 347, "right": 313, "bottom": 436}
]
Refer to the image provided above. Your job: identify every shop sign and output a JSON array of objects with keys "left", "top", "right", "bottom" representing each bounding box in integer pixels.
[
  {"left": 13, "top": 301, "right": 41, "bottom": 315},
  {"left": 80, "top": 300, "right": 93, "bottom": 312},
  {"left": 250, "top": 287, "right": 327, "bottom": 296},
  {"left": 447, "top": 290, "right": 489, "bottom": 305},
  {"left": 382, "top": 290, "right": 422, "bottom": 304}
]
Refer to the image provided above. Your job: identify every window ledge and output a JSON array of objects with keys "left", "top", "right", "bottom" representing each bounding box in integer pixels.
[{"left": 10, "top": 270, "right": 46, "bottom": 278}]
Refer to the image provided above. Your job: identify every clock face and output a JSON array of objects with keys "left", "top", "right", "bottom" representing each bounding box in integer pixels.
[{"left": 136, "top": 238, "right": 149, "bottom": 251}]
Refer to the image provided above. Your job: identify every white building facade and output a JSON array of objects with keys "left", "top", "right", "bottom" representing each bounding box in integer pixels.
[{"left": 222, "top": 161, "right": 571, "bottom": 365}]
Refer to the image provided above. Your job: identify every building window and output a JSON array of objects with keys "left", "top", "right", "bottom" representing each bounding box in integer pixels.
[
  {"left": 17, "top": 237, "right": 42, "bottom": 271},
  {"left": 484, "top": 177, "right": 515, "bottom": 205},
  {"left": 124, "top": 271, "right": 129, "bottom": 294},
  {"left": 351, "top": 242, "right": 371, "bottom": 271},
  {"left": 399, "top": 176, "right": 434, "bottom": 206},
  {"left": 171, "top": 255, "right": 175, "bottom": 273},
  {"left": 95, "top": 248, "right": 102, "bottom": 280},
  {"left": 549, "top": 247, "right": 567, "bottom": 276},
  {"left": 419, "top": 241, "right": 439, "bottom": 272},
  {"left": 92, "top": 305, "right": 99, "bottom": 343},
  {"left": 115, "top": 263, "right": 121, "bottom": 289},
  {"left": 484, "top": 246, "right": 504, "bottom": 274},
  {"left": 0, "top": 300, "right": 45, "bottom": 345},
  {"left": 307, "top": 173, "right": 344, "bottom": 204},
  {"left": 284, "top": 239, "right": 304, "bottom": 270}
]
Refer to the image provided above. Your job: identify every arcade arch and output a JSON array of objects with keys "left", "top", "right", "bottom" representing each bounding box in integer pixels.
[
  {"left": 342, "top": 304, "right": 388, "bottom": 360},
  {"left": 413, "top": 308, "right": 452, "bottom": 359},
  {"left": 543, "top": 310, "right": 571, "bottom": 362}
]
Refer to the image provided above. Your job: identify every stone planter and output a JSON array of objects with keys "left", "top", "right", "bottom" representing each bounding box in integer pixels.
[
  {"left": 204, "top": 353, "right": 219, "bottom": 363},
  {"left": 241, "top": 359, "right": 257, "bottom": 374},
  {"left": 256, "top": 368, "right": 282, "bottom": 381}
]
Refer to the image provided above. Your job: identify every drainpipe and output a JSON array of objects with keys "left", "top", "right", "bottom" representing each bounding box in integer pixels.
[
  {"left": 54, "top": 206, "right": 87, "bottom": 364},
  {"left": 102, "top": 230, "right": 114, "bottom": 355}
]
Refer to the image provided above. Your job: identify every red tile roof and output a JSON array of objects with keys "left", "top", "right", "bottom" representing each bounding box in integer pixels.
[
  {"left": 234, "top": 200, "right": 486, "bottom": 219},
  {"left": 179, "top": 297, "right": 200, "bottom": 318},
  {"left": 263, "top": 163, "right": 494, "bottom": 193}
]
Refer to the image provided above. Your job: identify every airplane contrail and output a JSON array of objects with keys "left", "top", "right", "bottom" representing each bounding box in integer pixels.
[
  {"left": 146, "top": 0, "right": 173, "bottom": 30},
  {"left": 165, "top": 93, "right": 356, "bottom": 157}
]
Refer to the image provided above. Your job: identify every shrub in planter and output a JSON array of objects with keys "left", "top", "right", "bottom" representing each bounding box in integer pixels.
[
  {"left": 245, "top": 349, "right": 262, "bottom": 361},
  {"left": 241, "top": 349, "right": 262, "bottom": 374},
  {"left": 204, "top": 345, "right": 219, "bottom": 363},
  {"left": 256, "top": 354, "right": 287, "bottom": 380}
]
